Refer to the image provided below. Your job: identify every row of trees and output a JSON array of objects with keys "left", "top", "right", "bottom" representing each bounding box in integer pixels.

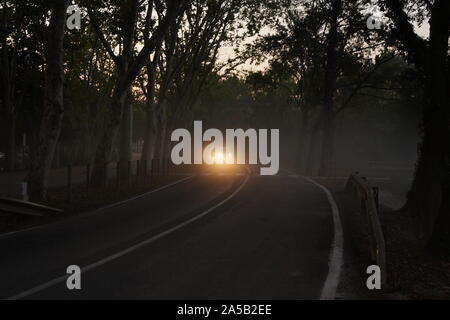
[
  {"left": 1, "top": 0, "right": 449, "bottom": 251},
  {"left": 242, "top": 0, "right": 449, "bottom": 250},
  {"left": 1, "top": 0, "right": 253, "bottom": 198}
]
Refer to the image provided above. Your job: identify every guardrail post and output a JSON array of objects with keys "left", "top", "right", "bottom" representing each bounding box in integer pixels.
[
  {"left": 346, "top": 173, "right": 387, "bottom": 288},
  {"left": 360, "top": 192, "right": 366, "bottom": 214},
  {"left": 372, "top": 187, "right": 379, "bottom": 213}
]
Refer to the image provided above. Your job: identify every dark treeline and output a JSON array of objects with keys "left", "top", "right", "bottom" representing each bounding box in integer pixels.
[{"left": 0, "top": 0, "right": 449, "bottom": 251}]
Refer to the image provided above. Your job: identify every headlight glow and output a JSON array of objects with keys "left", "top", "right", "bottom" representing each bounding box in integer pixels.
[{"left": 215, "top": 152, "right": 225, "bottom": 164}]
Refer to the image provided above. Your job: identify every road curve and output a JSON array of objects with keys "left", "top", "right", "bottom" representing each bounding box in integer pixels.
[{"left": 0, "top": 172, "right": 338, "bottom": 299}]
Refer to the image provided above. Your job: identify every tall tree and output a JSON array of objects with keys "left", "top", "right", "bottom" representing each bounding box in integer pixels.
[
  {"left": 0, "top": 1, "right": 27, "bottom": 170},
  {"left": 87, "top": 0, "right": 184, "bottom": 185},
  {"left": 317, "top": 0, "right": 342, "bottom": 176},
  {"left": 380, "top": 0, "right": 450, "bottom": 249},
  {"left": 28, "top": 0, "right": 69, "bottom": 200},
  {"left": 251, "top": 0, "right": 386, "bottom": 174},
  {"left": 139, "top": 0, "right": 245, "bottom": 165}
]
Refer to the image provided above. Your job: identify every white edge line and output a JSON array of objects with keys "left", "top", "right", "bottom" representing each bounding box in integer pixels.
[
  {"left": 285, "top": 170, "right": 343, "bottom": 300},
  {"left": 0, "top": 175, "right": 195, "bottom": 240},
  {"left": 94, "top": 175, "right": 194, "bottom": 212},
  {"left": 302, "top": 176, "right": 343, "bottom": 300},
  {"left": 6, "top": 172, "right": 250, "bottom": 300}
]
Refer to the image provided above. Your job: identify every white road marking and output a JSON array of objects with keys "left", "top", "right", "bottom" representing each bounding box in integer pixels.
[
  {"left": 285, "top": 170, "right": 343, "bottom": 300},
  {"left": 6, "top": 173, "right": 250, "bottom": 300},
  {"left": 95, "top": 175, "right": 194, "bottom": 212},
  {"left": 0, "top": 175, "right": 194, "bottom": 240}
]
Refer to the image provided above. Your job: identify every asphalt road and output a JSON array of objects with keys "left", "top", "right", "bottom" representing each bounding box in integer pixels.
[{"left": 0, "top": 169, "right": 338, "bottom": 299}]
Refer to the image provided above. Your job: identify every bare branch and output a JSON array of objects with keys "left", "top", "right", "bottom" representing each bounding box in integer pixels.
[{"left": 86, "top": 5, "right": 119, "bottom": 64}]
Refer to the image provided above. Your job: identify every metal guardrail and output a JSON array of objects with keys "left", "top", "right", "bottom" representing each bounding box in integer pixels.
[
  {"left": 345, "top": 173, "right": 387, "bottom": 286},
  {"left": 0, "top": 197, "right": 62, "bottom": 217}
]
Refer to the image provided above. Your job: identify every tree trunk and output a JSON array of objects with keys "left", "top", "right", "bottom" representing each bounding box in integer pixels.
[
  {"left": 89, "top": 0, "right": 181, "bottom": 185},
  {"left": 28, "top": 0, "right": 69, "bottom": 200},
  {"left": 141, "top": 46, "right": 161, "bottom": 170},
  {"left": 318, "top": 114, "right": 335, "bottom": 176},
  {"left": 91, "top": 94, "right": 126, "bottom": 186},
  {"left": 1, "top": 14, "right": 17, "bottom": 171},
  {"left": 318, "top": 0, "right": 341, "bottom": 176},
  {"left": 119, "top": 97, "right": 133, "bottom": 175},
  {"left": 305, "top": 120, "right": 321, "bottom": 175},
  {"left": 154, "top": 105, "right": 168, "bottom": 165},
  {"left": 296, "top": 111, "right": 310, "bottom": 173},
  {"left": 6, "top": 110, "right": 16, "bottom": 171},
  {"left": 405, "top": 1, "right": 450, "bottom": 248},
  {"left": 141, "top": 107, "right": 157, "bottom": 170}
]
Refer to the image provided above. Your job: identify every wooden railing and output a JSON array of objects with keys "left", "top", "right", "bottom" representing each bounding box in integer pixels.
[{"left": 345, "top": 173, "right": 387, "bottom": 286}]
